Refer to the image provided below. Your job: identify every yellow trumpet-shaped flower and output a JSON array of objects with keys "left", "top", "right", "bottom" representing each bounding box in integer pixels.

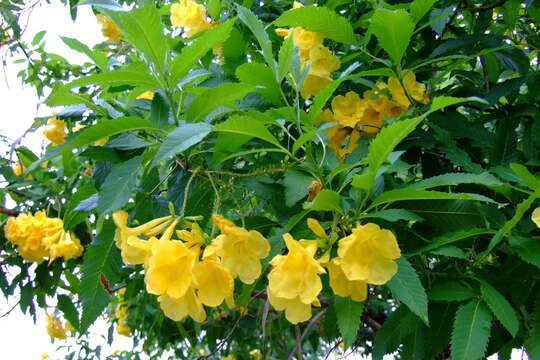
[
  {"left": 193, "top": 250, "right": 234, "bottom": 307},
  {"left": 267, "top": 234, "right": 325, "bottom": 324},
  {"left": 158, "top": 288, "right": 206, "bottom": 323},
  {"left": 46, "top": 314, "right": 67, "bottom": 339},
  {"left": 532, "top": 207, "right": 540, "bottom": 228},
  {"left": 331, "top": 91, "right": 365, "bottom": 128},
  {"left": 46, "top": 230, "right": 84, "bottom": 262},
  {"left": 96, "top": 15, "right": 121, "bottom": 42},
  {"left": 211, "top": 214, "right": 270, "bottom": 284},
  {"left": 327, "top": 258, "right": 367, "bottom": 302},
  {"left": 337, "top": 223, "right": 401, "bottom": 285},
  {"left": 43, "top": 117, "right": 66, "bottom": 145},
  {"left": 387, "top": 70, "right": 429, "bottom": 110},
  {"left": 170, "top": 0, "right": 211, "bottom": 37},
  {"left": 306, "top": 45, "right": 340, "bottom": 77}
]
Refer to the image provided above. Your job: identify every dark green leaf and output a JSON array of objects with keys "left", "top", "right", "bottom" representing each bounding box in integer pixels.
[
  {"left": 97, "top": 156, "right": 143, "bottom": 214},
  {"left": 429, "top": 281, "right": 475, "bottom": 302},
  {"left": 154, "top": 123, "right": 211, "bottom": 164},
  {"left": 451, "top": 300, "right": 492, "bottom": 360},
  {"left": 479, "top": 281, "right": 519, "bottom": 337},
  {"left": 334, "top": 296, "right": 364, "bottom": 348}
]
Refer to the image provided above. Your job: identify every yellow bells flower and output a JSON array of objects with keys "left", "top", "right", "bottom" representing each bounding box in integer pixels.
[
  {"left": 337, "top": 223, "right": 401, "bottom": 285},
  {"left": 307, "top": 218, "right": 327, "bottom": 238},
  {"left": 158, "top": 288, "right": 206, "bottom": 323},
  {"left": 221, "top": 355, "right": 235, "bottom": 360},
  {"left": 96, "top": 15, "right": 121, "bottom": 42},
  {"left": 300, "top": 73, "right": 332, "bottom": 99},
  {"left": 41, "top": 352, "right": 49, "bottom": 360},
  {"left": 267, "top": 234, "right": 325, "bottom": 324},
  {"left": 402, "top": 70, "right": 429, "bottom": 104},
  {"left": 136, "top": 90, "right": 154, "bottom": 100},
  {"left": 46, "top": 314, "right": 67, "bottom": 339},
  {"left": 43, "top": 117, "right": 66, "bottom": 145},
  {"left": 211, "top": 214, "right": 270, "bottom": 284},
  {"left": 116, "top": 321, "right": 131, "bottom": 336},
  {"left": 47, "top": 231, "right": 84, "bottom": 262},
  {"left": 64, "top": 320, "right": 76, "bottom": 334},
  {"left": 249, "top": 349, "right": 262, "bottom": 360},
  {"left": 306, "top": 45, "right": 340, "bottom": 78},
  {"left": 331, "top": 91, "right": 365, "bottom": 128},
  {"left": 293, "top": 28, "right": 324, "bottom": 54},
  {"left": 177, "top": 222, "right": 205, "bottom": 247},
  {"left": 532, "top": 207, "right": 540, "bottom": 228},
  {"left": 193, "top": 252, "right": 234, "bottom": 307},
  {"left": 327, "top": 258, "right": 367, "bottom": 302},
  {"left": 170, "top": 0, "right": 211, "bottom": 37}
]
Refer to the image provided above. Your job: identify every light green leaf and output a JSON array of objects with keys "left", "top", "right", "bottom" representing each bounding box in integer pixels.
[
  {"left": 80, "top": 221, "right": 122, "bottom": 332},
  {"left": 236, "top": 62, "right": 281, "bottom": 105},
  {"left": 97, "top": 156, "right": 143, "bottom": 214},
  {"left": 212, "top": 115, "right": 281, "bottom": 147},
  {"left": 283, "top": 170, "right": 314, "bottom": 207},
  {"left": 429, "top": 281, "right": 475, "bottom": 302},
  {"left": 170, "top": 19, "right": 235, "bottom": 84},
  {"left": 273, "top": 5, "right": 356, "bottom": 44},
  {"left": 428, "top": 96, "right": 486, "bottom": 113},
  {"left": 77, "top": 0, "right": 121, "bottom": 10},
  {"left": 387, "top": 257, "right": 429, "bottom": 324},
  {"left": 411, "top": 172, "right": 502, "bottom": 189},
  {"left": 305, "top": 189, "right": 342, "bottom": 213},
  {"left": 509, "top": 236, "right": 540, "bottom": 270},
  {"left": 278, "top": 33, "right": 294, "bottom": 82},
  {"left": 149, "top": 93, "right": 171, "bottom": 128},
  {"left": 371, "top": 8, "right": 414, "bottom": 64},
  {"left": 153, "top": 123, "right": 212, "bottom": 164},
  {"left": 67, "top": 62, "right": 159, "bottom": 89},
  {"left": 369, "top": 188, "right": 495, "bottom": 210},
  {"left": 360, "top": 209, "right": 424, "bottom": 222},
  {"left": 510, "top": 163, "right": 540, "bottom": 192},
  {"left": 479, "top": 281, "right": 519, "bottom": 337},
  {"left": 334, "top": 296, "right": 364, "bottom": 348},
  {"left": 187, "top": 83, "right": 255, "bottom": 121},
  {"left": 410, "top": 0, "right": 436, "bottom": 23},
  {"left": 236, "top": 5, "right": 275, "bottom": 71},
  {"left": 61, "top": 37, "right": 108, "bottom": 70},
  {"left": 207, "top": 0, "right": 221, "bottom": 20},
  {"left": 451, "top": 300, "right": 492, "bottom": 360}
]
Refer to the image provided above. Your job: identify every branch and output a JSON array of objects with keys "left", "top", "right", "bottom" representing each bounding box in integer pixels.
[{"left": 0, "top": 207, "right": 20, "bottom": 216}]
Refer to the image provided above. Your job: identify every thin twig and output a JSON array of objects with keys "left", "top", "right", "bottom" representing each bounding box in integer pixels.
[{"left": 0, "top": 207, "right": 20, "bottom": 216}]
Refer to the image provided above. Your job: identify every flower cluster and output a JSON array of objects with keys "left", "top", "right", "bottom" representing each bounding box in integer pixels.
[
  {"left": 45, "top": 314, "right": 74, "bottom": 339},
  {"left": 319, "top": 70, "right": 429, "bottom": 160},
  {"left": 96, "top": 15, "right": 121, "bottom": 42},
  {"left": 276, "top": 3, "right": 340, "bottom": 98},
  {"left": 43, "top": 117, "right": 66, "bottom": 145},
  {"left": 170, "top": 0, "right": 211, "bottom": 38},
  {"left": 112, "top": 212, "right": 270, "bottom": 323},
  {"left": 114, "top": 289, "right": 131, "bottom": 336},
  {"left": 4, "top": 211, "right": 83, "bottom": 263}
]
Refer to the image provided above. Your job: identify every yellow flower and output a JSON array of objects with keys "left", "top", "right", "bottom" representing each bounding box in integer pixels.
[
  {"left": 43, "top": 117, "right": 66, "bottom": 145},
  {"left": 193, "top": 252, "right": 234, "bottom": 307},
  {"left": 72, "top": 123, "right": 86, "bottom": 132},
  {"left": 387, "top": 70, "right": 428, "bottom": 110},
  {"left": 64, "top": 320, "right": 76, "bottom": 334},
  {"left": 306, "top": 45, "right": 340, "bottom": 77},
  {"left": 307, "top": 218, "right": 327, "bottom": 238},
  {"left": 337, "top": 223, "right": 401, "bottom": 285},
  {"left": 46, "top": 314, "right": 67, "bottom": 339},
  {"left": 331, "top": 91, "right": 365, "bottom": 128},
  {"left": 170, "top": 0, "right": 211, "bottom": 37},
  {"left": 327, "top": 258, "right": 367, "bottom": 301},
  {"left": 267, "top": 234, "right": 325, "bottom": 324},
  {"left": 221, "top": 355, "right": 235, "bottom": 360},
  {"left": 46, "top": 230, "right": 84, "bottom": 262},
  {"left": 532, "top": 207, "right": 540, "bottom": 228},
  {"left": 249, "top": 349, "right": 262, "bottom": 360},
  {"left": 12, "top": 162, "right": 24, "bottom": 177},
  {"left": 136, "top": 91, "right": 154, "bottom": 100},
  {"left": 293, "top": 28, "right": 324, "bottom": 53},
  {"left": 158, "top": 288, "right": 206, "bottom": 323},
  {"left": 96, "top": 15, "right": 121, "bottom": 42},
  {"left": 41, "top": 352, "right": 49, "bottom": 360},
  {"left": 301, "top": 73, "right": 332, "bottom": 99},
  {"left": 211, "top": 215, "right": 270, "bottom": 284}
]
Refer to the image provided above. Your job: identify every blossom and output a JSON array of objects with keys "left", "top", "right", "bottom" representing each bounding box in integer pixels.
[
  {"left": 337, "top": 223, "right": 401, "bottom": 285},
  {"left": 387, "top": 70, "right": 429, "bottom": 110},
  {"left": 300, "top": 74, "right": 332, "bottom": 99},
  {"left": 532, "top": 207, "right": 540, "bottom": 228},
  {"left": 331, "top": 91, "right": 365, "bottom": 128},
  {"left": 46, "top": 314, "right": 67, "bottom": 339},
  {"left": 211, "top": 214, "right": 270, "bottom": 284},
  {"left": 306, "top": 45, "right": 340, "bottom": 77},
  {"left": 267, "top": 234, "right": 325, "bottom": 324},
  {"left": 327, "top": 258, "right": 367, "bottom": 302},
  {"left": 170, "top": 0, "right": 211, "bottom": 37},
  {"left": 249, "top": 350, "right": 262, "bottom": 360},
  {"left": 193, "top": 250, "right": 234, "bottom": 307},
  {"left": 136, "top": 91, "right": 154, "bottom": 100},
  {"left": 43, "top": 117, "right": 66, "bottom": 145},
  {"left": 46, "top": 230, "right": 84, "bottom": 262},
  {"left": 158, "top": 289, "right": 206, "bottom": 323},
  {"left": 96, "top": 15, "right": 121, "bottom": 42}
]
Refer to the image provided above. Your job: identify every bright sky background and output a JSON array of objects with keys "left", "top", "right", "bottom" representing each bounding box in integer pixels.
[{"left": 0, "top": 1, "right": 528, "bottom": 359}]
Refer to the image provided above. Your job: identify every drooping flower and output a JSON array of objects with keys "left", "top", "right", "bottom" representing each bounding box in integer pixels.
[
  {"left": 193, "top": 248, "right": 234, "bottom": 307},
  {"left": 158, "top": 289, "right": 206, "bottom": 323},
  {"left": 46, "top": 314, "right": 67, "bottom": 339},
  {"left": 267, "top": 234, "right": 325, "bottom": 324},
  {"left": 337, "top": 223, "right": 401, "bottom": 285},
  {"left": 327, "top": 258, "right": 367, "bottom": 302},
  {"left": 211, "top": 214, "right": 270, "bottom": 284},
  {"left": 170, "top": 0, "right": 211, "bottom": 37},
  {"left": 532, "top": 207, "right": 540, "bottom": 228},
  {"left": 96, "top": 15, "right": 121, "bottom": 42},
  {"left": 331, "top": 91, "right": 365, "bottom": 128},
  {"left": 387, "top": 70, "right": 429, "bottom": 110},
  {"left": 46, "top": 230, "right": 84, "bottom": 262},
  {"left": 43, "top": 117, "right": 66, "bottom": 145},
  {"left": 114, "top": 290, "right": 131, "bottom": 336}
]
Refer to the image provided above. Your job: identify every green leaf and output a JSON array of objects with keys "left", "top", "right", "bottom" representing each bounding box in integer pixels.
[
  {"left": 410, "top": 228, "right": 495, "bottom": 255},
  {"left": 334, "top": 296, "right": 364, "bottom": 348},
  {"left": 410, "top": 0, "right": 436, "bottom": 23},
  {"left": 509, "top": 236, "right": 540, "bottom": 270},
  {"left": 525, "top": 296, "right": 540, "bottom": 359},
  {"left": 170, "top": 19, "right": 235, "bottom": 84},
  {"left": 80, "top": 221, "right": 122, "bottom": 332},
  {"left": 61, "top": 36, "right": 108, "bottom": 70},
  {"left": 236, "top": 62, "right": 281, "bottom": 105},
  {"left": 277, "top": 34, "right": 294, "bottom": 82},
  {"left": 370, "top": 8, "right": 414, "bottom": 64},
  {"left": 369, "top": 188, "right": 495, "bottom": 210},
  {"left": 212, "top": 115, "right": 281, "bottom": 147},
  {"left": 77, "top": 0, "right": 121, "bottom": 10},
  {"left": 430, "top": 245, "right": 466, "bottom": 259},
  {"left": 273, "top": 5, "right": 356, "bottom": 44},
  {"left": 360, "top": 209, "right": 424, "bottom": 222},
  {"left": 97, "top": 156, "right": 143, "bottom": 214},
  {"left": 411, "top": 172, "right": 502, "bottom": 189},
  {"left": 429, "top": 96, "right": 485, "bottom": 113},
  {"left": 366, "top": 116, "right": 425, "bottom": 189},
  {"left": 387, "top": 258, "right": 429, "bottom": 324},
  {"left": 306, "top": 189, "right": 342, "bottom": 213},
  {"left": 283, "top": 170, "right": 313, "bottom": 207},
  {"left": 57, "top": 294, "right": 80, "bottom": 330},
  {"left": 153, "top": 123, "right": 212, "bottom": 164},
  {"left": 510, "top": 163, "right": 540, "bottom": 192},
  {"left": 373, "top": 306, "right": 410, "bottom": 360},
  {"left": 149, "top": 93, "right": 171, "bottom": 128},
  {"left": 67, "top": 62, "right": 159, "bottom": 89},
  {"left": 479, "top": 281, "right": 519, "bottom": 337},
  {"left": 451, "top": 300, "right": 492, "bottom": 360},
  {"left": 236, "top": 5, "right": 275, "bottom": 71},
  {"left": 429, "top": 281, "right": 475, "bottom": 302},
  {"left": 207, "top": 0, "right": 221, "bottom": 20},
  {"left": 187, "top": 83, "right": 255, "bottom": 121},
  {"left": 63, "top": 182, "right": 97, "bottom": 229}
]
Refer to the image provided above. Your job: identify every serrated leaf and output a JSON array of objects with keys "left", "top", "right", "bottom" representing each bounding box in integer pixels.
[
  {"left": 387, "top": 258, "right": 429, "bottom": 324},
  {"left": 411, "top": 172, "right": 502, "bottom": 189},
  {"left": 451, "top": 300, "right": 492, "bottom": 360},
  {"left": 410, "top": 0, "right": 436, "bottom": 23},
  {"left": 57, "top": 294, "right": 79, "bottom": 330},
  {"left": 153, "top": 123, "right": 211, "bottom": 164},
  {"left": 236, "top": 5, "right": 275, "bottom": 71},
  {"left": 79, "top": 221, "right": 121, "bottom": 332},
  {"left": 277, "top": 34, "right": 294, "bottom": 82},
  {"left": 428, "top": 96, "right": 485, "bottom": 113},
  {"left": 371, "top": 8, "right": 414, "bottom": 64},
  {"left": 187, "top": 83, "right": 255, "bottom": 121},
  {"left": 373, "top": 306, "right": 410, "bottom": 360},
  {"left": 360, "top": 209, "right": 424, "bottom": 222},
  {"left": 510, "top": 163, "right": 540, "bottom": 192},
  {"left": 212, "top": 115, "right": 281, "bottom": 147},
  {"left": 429, "top": 281, "right": 475, "bottom": 302},
  {"left": 334, "top": 296, "right": 364, "bottom": 348},
  {"left": 97, "top": 156, "right": 143, "bottom": 214},
  {"left": 410, "top": 228, "right": 495, "bottom": 256},
  {"left": 509, "top": 236, "right": 540, "bottom": 269},
  {"left": 283, "top": 170, "right": 313, "bottom": 207},
  {"left": 61, "top": 36, "right": 108, "bottom": 70},
  {"left": 273, "top": 5, "right": 356, "bottom": 44},
  {"left": 149, "top": 93, "right": 170, "bottom": 128},
  {"left": 236, "top": 62, "right": 281, "bottom": 105},
  {"left": 67, "top": 62, "right": 159, "bottom": 89},
  {"left": 479, "top": 281, "right": 519, "bottom": 337},
  {"left": 430, "top": 245, "right": 466, "bottom": 259},
  {"left": 525, "top": 296, "right": 540, "bottom": 359},
  {"left": 63, "top": 182, "right": 97, "bottom": 229},
  {"left": 306, "top": 189, "right": 342, "bottom": 213}
]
